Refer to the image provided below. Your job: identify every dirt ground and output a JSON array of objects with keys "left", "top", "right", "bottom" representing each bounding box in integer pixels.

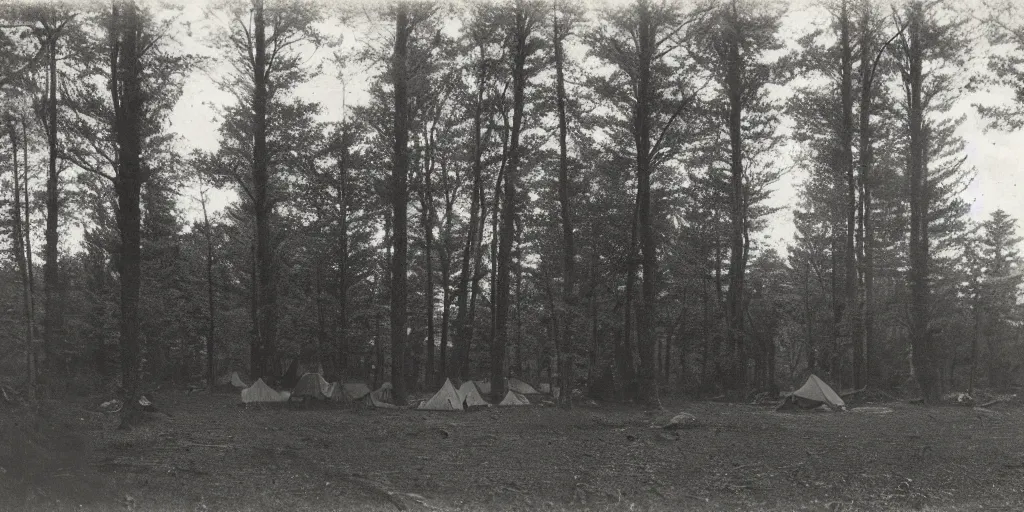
[{"left": 2, "top": 391, "right": 1023, "bottom": 511}]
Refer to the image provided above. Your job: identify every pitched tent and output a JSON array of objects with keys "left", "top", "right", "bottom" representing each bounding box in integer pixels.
[
  {"left": 507, "top": 378, "right": 539, "bottom": 395},
  {"left": 324, "top": 382, "right": 343, "bottom": 401},
  {"left": 218, "top": 371, "right": 248, "bottom": 389},
  {"left": 499, "top": 390, "right": 530, "bottom": 406},
  {"left": 241, "top": 379, "right": 288, "bottom": 403},
  {"left": 419, "top": 379, "right": 464, "bottom": 411},
  {"left": 457, "top": 380, "right": 489, "bottom": 407},
  {"left": 371, "top": 382, "right": 393, "bottom": 404},
  {"left": 365, "top": 393, "right": 398, "bottom": 408},
  {"left": 341, "top": 383, "right": 371, "bottom": 401},
  {"left": 292, "top": 372, "right": 332, "bottom": 400},
  {"left": 475, "top": 378, "right": 538, "bottom": 396},
  {"left": 782, "top": 374, "right": 845, "bottom": 410}
]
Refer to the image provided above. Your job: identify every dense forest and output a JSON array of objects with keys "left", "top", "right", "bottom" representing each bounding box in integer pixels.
[{"left": 2, "top": 0, "right": 1024, "bottom": 408}]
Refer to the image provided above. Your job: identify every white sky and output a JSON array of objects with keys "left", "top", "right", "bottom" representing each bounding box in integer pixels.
[{"left": 160, "top": 0, "right": 1024, "bottom": 255}]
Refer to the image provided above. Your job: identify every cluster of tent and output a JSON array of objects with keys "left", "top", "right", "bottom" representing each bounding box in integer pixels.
[
  {"left": 227, "top": 369, "right": 547, "bottom": 410},
  {"left": 235, "top": 372, "right": 396, "bottom": 407},
  {"left": 226, "top": 370, "right": 848, "bottom": 412},
  {"left": 416, "top": 378, "right": 536, "bottom": 410}
]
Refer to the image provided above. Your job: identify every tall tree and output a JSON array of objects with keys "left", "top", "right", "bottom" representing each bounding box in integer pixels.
[
  {"left": 690, "top": 0, "right": 782, "bottom": 390},
  {"left": 1, "top": 3, "right": 77, "bottom": 377},
  {"left": 892, "top": 0, "right": 971, "bottom": 401},
  {"left": 551, "top": 0, "right": 581, "bottom": 406},
  {"left": 451, "top": 5, "right": 498, "bottom": 382},
  {"left": 492, "top": 0, "right": 544, "bottom": 401},
  {"left": 6, "top": 113, "right": 35, "bottom": 400},
  {"left": 856, "top": 0, "right": 903, "bottom": 386},
  {"left": 587, "top": 0, "right": 705, "bottom": 404},
  {"left": 976, "top": 210, "right": 1023, "bottom": 387},
  {"left": 211, "top": 0, "right": 322, "bottom": 379},
  {"left": 389, "top": 1, "right": 437, "bottom": 403}
]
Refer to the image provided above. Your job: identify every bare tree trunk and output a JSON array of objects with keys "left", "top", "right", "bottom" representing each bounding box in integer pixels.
[
  {"left": 249, "top": 242, "right": 259, "bottom": 375},
  {"left": 553, "top": 1, "right": 576, "bottom": 406},
  {"left": 251, "top": 0, "right": 277, "bottom": 379},
  {"left": 723, "top": 3, "right": 748, "bottom": 391},
  {"left": 111, "top": 1, "right": 145, "bottom": 424},
  {"left": 421, "top": 130, "right": 437, "bottom": 387},
  {"left": 858, "top": 0, "right": 896, "bottom": 388},
  {"left": 438, "top": 182, "right": 455, "bottom": 386},
  {"left": 451, "top": 41, "right": 487, "bottom": 382},
  {"left": 619, "top": 198, "right": 639, "bottom": 398},
  {"left": 631, "top": 2, "right": 661, "bottom": 407},
  {"left": 839, "top": 0, "right": 861, "bottom": 389},
  {"left": 805, "top": 261, "right": 815, "bottom": 373},
  {"left": 22, "top": 118, "right": 37, "bottom": 390},
  {"left": 390, "top": 5, "right": 412, "bottom": 404},
  {"left": 201, "top": 193, "right": 216, "bottom": 388},
  {"left": 902, "top": 2, "right": 937, "bottom": 402},
  {"left": 494, "top": 5, "right": 534, "bottom": 402},
  {"left": 43, "top": 30, "right": 62, "bottom": 377},
  {"left": 8, "top": 120, "right": 35, "bottom": 401},
  {"left": 336, "top": 140, "right": 350, "bottom": 376}
]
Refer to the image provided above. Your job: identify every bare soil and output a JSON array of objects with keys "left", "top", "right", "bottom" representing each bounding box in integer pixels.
[{"left": 2, "top": 392, "right": 1023, "bottom": 511}]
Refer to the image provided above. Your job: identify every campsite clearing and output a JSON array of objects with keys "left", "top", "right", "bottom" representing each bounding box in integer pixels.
[{"left": 3, "top": 393, "right": 1024, "bottom": 511}]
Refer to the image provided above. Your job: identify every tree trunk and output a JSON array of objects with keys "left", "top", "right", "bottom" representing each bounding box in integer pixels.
[
  {"left": 111, "top": 1, "right": 145, "bottom": 422},
  {"left": 390, "top": 6, "right": 412, "bottom": 404},
  {"left": 336, "top": 141, "right": 350, "bottom": 376},
  {"left": 22, "top": 118, "right": 37, "bottom": 391},
  {"left": 201, "top": 194, "right": 216, "bottom": 388},
  {"left": 422, "top": 130, "right": 437, "bottom": 388},
  {"left": 858, "top": 0, "right": 888, "bottom": 388},
  {"left": 493, "top": 6, "right": 532, "bottom": 402},
  {"left": 451, "top": 42, "right": 487, "bottom": 383},
  {"left": 249, "top": 243, "right": 260, "bottom": 377},
  {"left": 903, "top": 2, "right": 936, "bottom": 402},
  {"left": 8, "top": 120, "right": 35, "bottom": 401},
  {"left": 43, "top": 31, "right": 61, "bottom": 376},
  {"left": 438, "top": 185, "right": 455, "bottom": 386},
  {"left": 251, "top": 0, "right": 277, "bottom": 380},
  {"left": 588, "top": 246, "right": 599, "bottom": 386},
  {"left": 553, "top": 3, "right": 576, "bottom": 407},
  {"left": 724, "top": 4, "right": 747, "bottom": 391},
  {"left": 619, "top": 199, "right": 639, "bottom": 398},
  {"left": 632, "top": 2, "right": 660, "bottom": 407},
  {"left": 839, "top": 0, "right": 861, "bottom": 389}
]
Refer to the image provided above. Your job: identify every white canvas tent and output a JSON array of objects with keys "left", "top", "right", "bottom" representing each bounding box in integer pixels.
[
  {"left": 507, "top": 378, "right": 539, "bottom": 395},
  {"left": 340, "top": 383, "right": 372, "bottom": 400},
  {"left": 370, "top": 382, "right": 393, "bottom": 403},
  {"left": 419, "top": 379, "right": 464, "bottom": 411},
  {"left": 457, "top": 380, "right": 489, "bottom": 407},
  {"left": 780, "top": 374, "right": 846, "bottom": 410},
  {"left": 217, "top": 371, "right": 249, "bottom": 389},
  {"left": 241, "top": 378, "right": 288, "bottom": 403},
  {"left": 292, "top": 372, "right": 332, "bottom": 400},
  {"left": 499, "top": 390, "right": 530, "bottom": 406},
  {"left": 473, "top": 378, "right": 539, "bottom": 396}
]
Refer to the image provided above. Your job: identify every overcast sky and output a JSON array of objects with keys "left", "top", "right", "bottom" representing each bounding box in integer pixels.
[{"left": 161, "top": 0, "right": 1024, "bottom": 254}]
